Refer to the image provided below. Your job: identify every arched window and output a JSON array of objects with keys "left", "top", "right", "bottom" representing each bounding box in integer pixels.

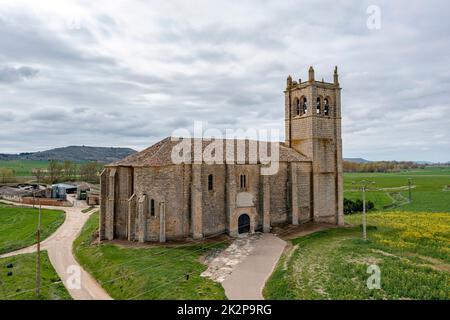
[
  {"left": 302, "top": 97, "right": 307, "bottom": 114},
  {"left": 240, "top": 174, "right": 247, "bottom": 189},
  {"left": 324, "top": 98, "right": 330, "bottom": 116},
  {"left": 316, "top": 97, "right": 321, "bottom": 114},
  {"left": 150, "top": 198, "right": 155, "bottom": 216},
  {"left": 208, "top": 174, "right": 213, "bottom": 191},
  {"left": 295, "top": 98, "right": 300, "bottom": 116}
]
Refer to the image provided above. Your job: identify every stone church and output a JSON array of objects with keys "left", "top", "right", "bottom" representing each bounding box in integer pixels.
[{"left": 99, "top": 66, "right": 343, "bottom": 242}]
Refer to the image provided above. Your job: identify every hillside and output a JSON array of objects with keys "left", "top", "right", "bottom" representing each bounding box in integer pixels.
[
  {"left": 0, "top": 146, "right": 136, "bottom": 163},
  {"left": 343, "top": 158, "right": 370, "bottom": 163}
]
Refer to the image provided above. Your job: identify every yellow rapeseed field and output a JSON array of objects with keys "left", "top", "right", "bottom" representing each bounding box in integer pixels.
[{"left": 360, "top": 212, "right": 450, "bottom": 257}]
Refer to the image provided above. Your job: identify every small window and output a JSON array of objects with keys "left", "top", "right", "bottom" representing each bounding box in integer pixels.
[
  {"left": 316, "top": 97, "right": 321, "bottom": 114},
  {"left": 150, "top": 199, "right": 155, "bottom": 216},
  {"left": 295, "top": 98, "right": 300, "bottom": 116},
  {"left": 240, "top": 174, "right": 247, "bottom": 189},
  {"left": 302, "top": 97, "right": 307, "bottom": 114},
  {"left": 208, "top": 174, "right": 213, "bottom": 191},
  {"left": 324, "top": 98, "right": 330, "bottom": 116}
]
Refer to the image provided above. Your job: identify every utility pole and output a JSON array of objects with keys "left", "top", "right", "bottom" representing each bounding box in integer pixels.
[
  {"left": 352, "top": 180, "right": 375, "bottom": 241},
  {"left": 35, "top": 202, "right": 41, "bottom": 296},
  {"left": 408, "top": 178, "right": 412, "bottom": 203},
  {"left": 362, "top": 184, "right": 367, "bottom": 241}
]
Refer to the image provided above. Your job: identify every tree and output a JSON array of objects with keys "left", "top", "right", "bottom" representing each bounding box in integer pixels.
[
  {"left": 48, "top": 160, "right": 63, "bottom": 184},
  {"left": 33, "top": 168, "right": 45, "bottom": 184},
  {"left": 63, "top": 160, "right": 77, "bottom": 181},
  {"left": 0, "top": 168, "right": 15, "bottom": 183},
  {"left": 343, "top": 160, "right": 426, "bottom": 173},
  {"left": 79, "top": 162, "right": 100, "bottom": 183},
  {"left": 343, "top": 198, "right": 375, "bottom": 215}
]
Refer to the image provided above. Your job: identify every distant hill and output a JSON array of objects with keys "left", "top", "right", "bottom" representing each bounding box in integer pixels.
[
  {"left": 0, "top": 146, "right": 137, "bottom": 163},
  {"left": 344, "top": 158, "right": 370, "bottom": 163}
]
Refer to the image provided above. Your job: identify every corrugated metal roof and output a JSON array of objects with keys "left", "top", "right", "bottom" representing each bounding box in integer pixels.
[{"left": 51, "top": 183, "right": 77, "bottom": 189}]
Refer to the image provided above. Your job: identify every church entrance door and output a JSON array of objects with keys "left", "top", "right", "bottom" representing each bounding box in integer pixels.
[{"left": 238, "top": 214, "right": 250, "bottom": 234}]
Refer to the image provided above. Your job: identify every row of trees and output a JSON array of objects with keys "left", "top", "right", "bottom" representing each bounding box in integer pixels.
[
  {"left": 343, "top": 161, "right": 426, "bottom": 173},
  {"left": 34, "top": 160, "right": 101, "bottom": 184}
]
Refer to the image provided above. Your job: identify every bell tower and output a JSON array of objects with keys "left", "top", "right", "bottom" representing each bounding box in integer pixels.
[{"left": 284, "top": 66, "right": 343, "bottom": 225}]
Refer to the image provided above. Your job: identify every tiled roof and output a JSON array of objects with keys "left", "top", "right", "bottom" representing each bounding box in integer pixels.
[{"left": 107, "top": 137, "right": 310, "bottom": 167}]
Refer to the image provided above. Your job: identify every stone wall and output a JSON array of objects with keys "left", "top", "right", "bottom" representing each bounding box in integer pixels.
[
  {"left": 134, "top": 165, "right": 188, "bottom": 241},
  {"left": 201, "top": 164, "right": 227, "bottom": 236},
  {"left": 267, "top": 162, "right": 289, "bottom": 225},
  {"left": 100, "top": 159, "right": 316, "bottom": 242},
  {"left": 297, "top": 162, "right": 313, "bottom": 222},
  {"left": 114, "top": 167, "right": 133, "bottom": 239},
  {"left": 21, "top": 197, "right": 71, "bottom": 207}
]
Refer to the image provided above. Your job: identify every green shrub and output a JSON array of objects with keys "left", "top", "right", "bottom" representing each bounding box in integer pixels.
[{"left": 344, "top": 198, "right": 375, "bottom": 215}]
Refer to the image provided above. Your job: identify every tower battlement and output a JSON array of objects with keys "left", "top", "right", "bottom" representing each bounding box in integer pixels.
[{"left": 286, "top": 66, "right": 339, "bottom": 90}]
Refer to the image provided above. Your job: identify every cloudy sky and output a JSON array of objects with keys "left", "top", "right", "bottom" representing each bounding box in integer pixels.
[{"left": 0, "top": 0, "right": 449, "bottom": 162}]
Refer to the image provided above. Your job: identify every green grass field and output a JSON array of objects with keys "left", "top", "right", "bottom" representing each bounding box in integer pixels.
[
  {"left": 0, "top": 251, "right": 71, "bottom": 300},
  {"left": 0, "top": 204, "right": 65, "bottom": 254},
  {"left": 0, "top": 159, "right": 101, "bottom": 181},
  {"left": 264, "top": 167, "right": 450, "bottom": 300},
  {"left": 0, "top": 160, "right": 50, "bottom": 177},
  {"left": 344, "top": 167, "right": 450, "bottom": 212},
  {"left": 264, "top": 212, "right": 450, "bottom": 300},
  {"left": 73, "top": 212, "right": 227, "bottom": 300}
]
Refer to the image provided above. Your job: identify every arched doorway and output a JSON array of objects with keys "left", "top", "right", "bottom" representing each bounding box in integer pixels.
[{"left": 238, "top": 214, "right": 250, "bottom": 234}]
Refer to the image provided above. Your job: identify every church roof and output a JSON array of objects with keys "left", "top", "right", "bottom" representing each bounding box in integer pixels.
[{"left": 107, "top": 137, "right": 310, "bottom": 167}]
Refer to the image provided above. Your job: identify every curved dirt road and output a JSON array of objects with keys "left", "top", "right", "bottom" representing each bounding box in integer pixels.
[{"left": 0, "top": 200, "right": 111, "bottom": 300}]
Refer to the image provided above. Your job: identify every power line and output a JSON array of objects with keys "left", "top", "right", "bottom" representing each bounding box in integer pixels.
[
  {"left": 3, "top": 210, "right": 337, "bottom": 300},
  {"left": 125, "top": 220, "right": 307, "bottom": 300},
  {"left": 84, "top": 207, "right": 298, "bottom": 287},
  {"left": 1, "top": 221, "right": 251, "bottom": 299},
  {"left": 0, "top": 217, "right": 64, "bottom": 257}
]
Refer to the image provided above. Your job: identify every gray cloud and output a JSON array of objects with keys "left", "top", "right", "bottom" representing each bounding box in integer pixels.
[
  {"left": 0, "top": 0, "right": 448, "bottom": 162},
  {"left": 0, "top": 66, "right": 39, "bottom": 82}
]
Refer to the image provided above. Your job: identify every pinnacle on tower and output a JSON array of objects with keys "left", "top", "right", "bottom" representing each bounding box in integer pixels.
[
  {"left": 308, "top": 66, "right": 315, "bottom": 82},
  {"left": 286, "top": 75, "right": 292, "bottom": 88},
  {"left": 334, "top": 66, "right": 339, "bottom": 85}
]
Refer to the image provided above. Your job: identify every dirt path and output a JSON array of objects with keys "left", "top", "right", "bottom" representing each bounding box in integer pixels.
[
  {"left": 221, "top": 233, "right": 286, "bottom": 300},
  {"left": 0, "top": 200, "right": 111, "bottom": 300}
]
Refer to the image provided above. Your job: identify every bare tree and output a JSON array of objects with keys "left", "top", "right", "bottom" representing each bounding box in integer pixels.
[
  {"left": 80, "top": 162, "right": 100, "bottom": 183},
  {"left": 48, "top": 160, "right": 63, "bottom": 184},
  {"left": 33, "top": 168, "right": 45, "bottom": 184},
  {"left": 63, "top": 160, "right": 77, "bottom": 181}
]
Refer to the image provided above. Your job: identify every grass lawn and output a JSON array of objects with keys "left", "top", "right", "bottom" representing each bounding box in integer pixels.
[
  {"left": 0, "top": 251, "right": 71, "bottom": 300},
  {"left": 264, "top": 211, "right": 450, "bottom": 300},
  {"left": 73, "top": 212, "right": 227, "bottom": 300},
  {"left": 344, "top": 167, "right": 450, "bottom": 212},
  {"left": 0, "top": 204, "right": 65, "bottom": 254}
]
